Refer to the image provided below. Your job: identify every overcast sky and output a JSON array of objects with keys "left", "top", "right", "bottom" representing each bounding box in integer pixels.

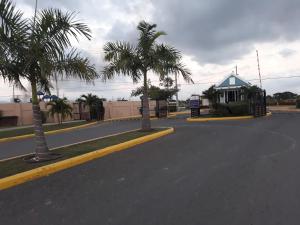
[{"left": 1, "top": 0, "right": 300, "bottom": 102}]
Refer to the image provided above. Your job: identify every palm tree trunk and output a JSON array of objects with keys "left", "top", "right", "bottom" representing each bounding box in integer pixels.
[
  {"left": 31, "top": 80, "right": 50, "bottom": 156},
  {"left": 142, "top": 71, "right": 151, "bottom": 131}
]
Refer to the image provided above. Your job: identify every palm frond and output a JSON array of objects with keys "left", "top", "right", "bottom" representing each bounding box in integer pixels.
[
  {"left": 151, "top": 44, "right": 193, "bottom": 83},
  {"left": 55, "top": 49, "right": 98, "bottom": 82},
  {"left": 137, "top": 21, "right": 166, "bottom": 53},
  {"left": 34, "top": 8, "right": 91, "bottom": 52},
  {"left": 0, "top": 0, "right": 28, "bottom": 40},
  {"left": 102, "top": 41, "right": 142, "bottom": 82}
]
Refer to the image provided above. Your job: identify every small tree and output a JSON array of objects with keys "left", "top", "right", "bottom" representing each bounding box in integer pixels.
[
  {"left": 131, "top": 85, "right": 177, "bottom": 100},
  {"left": 78, "top": 93, "right": 103, "bottom": 120},
  {"left": 102, "top": 21, "right": 192, "bottom": 131},
  {"left": 47, "top": 97, "right": 72, "bottom": 124},
  {"left": 202, "top": 85, "right": 219, "bottom": 105},
  {"left": 241, "top": 85, "right": 262, "bottom": 101}
]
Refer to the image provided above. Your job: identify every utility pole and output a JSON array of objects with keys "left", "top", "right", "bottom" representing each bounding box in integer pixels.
[
  {"left": 54, "top": 73, "right": 59, "bottom": 97},
  {"left": 12, "top": 85, "right": 15, "bottom": 102},
  {"left": 33, "top": 0, "right": 38, "bottom": 28},
  {"left": 235, "top": 65, "right": 238, "bottom": 75},
  {"left": 175, "top": 73, "right": 179, "bottom": 111},
  {"left": 256, "top": 50, "right": 262, "bottom": 89}
]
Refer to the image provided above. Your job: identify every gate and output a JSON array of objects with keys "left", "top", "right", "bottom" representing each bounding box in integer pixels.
[{"left": 250, "top": 90, "right": 267, "bottom": 117}]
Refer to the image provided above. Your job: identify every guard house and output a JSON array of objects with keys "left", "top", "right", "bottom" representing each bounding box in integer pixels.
[{"left": 215, "top": 73, "right": 251, "bottom": 103}]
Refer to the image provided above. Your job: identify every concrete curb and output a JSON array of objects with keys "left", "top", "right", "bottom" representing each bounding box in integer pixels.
[
  {"left": 0, "top": 127, "right": 174, "bottom": 191},
  {"left": 187, "top": 112, "right": 272, "bottom": 122}
]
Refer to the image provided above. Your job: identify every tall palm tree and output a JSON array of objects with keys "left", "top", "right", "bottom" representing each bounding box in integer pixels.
[
  {"left": 78, "top": 93, "right": 102, "bottom": 120},
  {"left": 47, "top": 97, "right": 73, "bottom": 124},
  {"left": 0, "top": 0, "right": 98, "bottom": 161},
  {"left": 102, "top": 21, "right": 193, "bottom": 131}
]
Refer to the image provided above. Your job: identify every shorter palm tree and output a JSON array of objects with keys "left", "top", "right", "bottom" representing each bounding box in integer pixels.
[
  {"left": 203, "top": 85, "right": 220, "bottom": 105},
  {"left": 78, "top": 93, "right": 102, "bottom": 120},
  {"left": 47, "top": 97, "right": 73, "bottom": 124}
]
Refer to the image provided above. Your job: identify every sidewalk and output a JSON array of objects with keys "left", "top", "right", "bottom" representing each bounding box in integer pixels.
[{"left": 268, "top": 105, "right": 300, "bottom": 112}]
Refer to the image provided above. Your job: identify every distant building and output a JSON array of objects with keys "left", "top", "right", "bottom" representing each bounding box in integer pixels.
[{"left": 215, "top": 72, "right": 251, "bottom": 103}]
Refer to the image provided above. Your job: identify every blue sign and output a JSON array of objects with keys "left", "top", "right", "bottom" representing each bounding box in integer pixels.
[{"left": 190, "top": 99, "right": 200, "bottom": 108}]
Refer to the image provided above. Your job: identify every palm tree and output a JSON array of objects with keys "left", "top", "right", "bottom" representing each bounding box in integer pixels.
[
  {"left": 102, "top": 21, "right": 192, "bottom": 131},
  {"left": 0, "top": 0, "right": 98, "bottom": 161},
  {"left": 203, "top": 85, "right": 220, "bottom": 105},
  {"left": 47, "top": 97, "right": 73, "bottom": 124},
  {"left": 78, "top": 93, "right": 101, "bottom": 120}
]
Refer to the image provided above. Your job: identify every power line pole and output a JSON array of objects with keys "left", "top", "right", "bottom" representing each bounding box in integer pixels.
[
  {"left": 175, "top": 73, "right": 179, "bottom": 111},
  {"left": 54, "top": 73, "right": 59, "bottom": 97},
  {"left": 12, "top": 85, "right": 15, "bottom": 101},
  {"left": 33, "top": 0, "right": 38, "bottom": 28},
  {"left": 256, "top": 50, "right": 262, "bottom": 89}
]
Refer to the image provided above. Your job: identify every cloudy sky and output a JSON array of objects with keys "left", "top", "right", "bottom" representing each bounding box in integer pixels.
[{"left": 1, "top": 0, "right": 300, "bottom": 102}]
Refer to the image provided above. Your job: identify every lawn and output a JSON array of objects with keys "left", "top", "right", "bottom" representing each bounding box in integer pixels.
[
  {"left": 0, "top": 128, "right": 165, "bottom": 179},
  {"left": 0, "top": 121, "right": 92, "bottom": 139}
]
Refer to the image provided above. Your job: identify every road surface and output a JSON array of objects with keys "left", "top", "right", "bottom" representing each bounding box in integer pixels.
[{"left": 1, "top": 113, "right": 300, "bottom": 225}]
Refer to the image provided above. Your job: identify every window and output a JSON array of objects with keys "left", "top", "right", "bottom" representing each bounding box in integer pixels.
[{"left": 229, "top": 77, "right": 236, "bottom": 85}]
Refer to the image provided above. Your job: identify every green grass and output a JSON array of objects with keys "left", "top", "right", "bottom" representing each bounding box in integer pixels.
[
  {"left": 0, "top": 128, "right": 165, "bottom": 179},
  {"left": 0, "top": 121, "right": 91, "bottom": 139}
]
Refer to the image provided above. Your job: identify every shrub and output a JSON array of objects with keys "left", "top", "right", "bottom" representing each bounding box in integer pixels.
[
  {"left": 296, "top": 99, "right": 300, "bottom": 109},
  {"left": 212, "top": 102, "right": 250, "bottom": 116},
  {"left": 168, "top": 105, "right": 177, "bottom": 112}
]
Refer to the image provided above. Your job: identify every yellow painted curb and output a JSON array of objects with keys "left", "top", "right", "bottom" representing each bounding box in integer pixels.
[
  {"left": 187, "top": 112, "right": 272, "bottom": 122},
  {"left": 169, "top": 111, "right": 190, "bottom": 116},
  {"left": 187, "top": 115, "right": 253, "bottom": 122},
  {"left": 0, "top": 122, "right": 97, "bottom": 143},
  {"left": 167, "top": 114, "right": 177, "bottom": 118},
  {"left": 105, "top": 115, "right": 157, "bottom": 121},
  {"left": 0, "top": 127, "right": 174, "bottom": 191}
]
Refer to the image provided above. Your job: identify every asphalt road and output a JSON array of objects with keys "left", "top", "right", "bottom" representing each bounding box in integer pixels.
[
  {"left": 1, "top": 113, "right": 300, "bottom": 225},
  {"left": 0, "top": 120, "right": 142, "bottom": 160}
]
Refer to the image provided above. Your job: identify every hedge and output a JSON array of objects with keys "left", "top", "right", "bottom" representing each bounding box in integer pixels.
[
  {"left": 296, "top": 99, "right": 300, "bottom": 109},
  {"left": 212, "top": 102, "right": 250, "bottom": 116}
]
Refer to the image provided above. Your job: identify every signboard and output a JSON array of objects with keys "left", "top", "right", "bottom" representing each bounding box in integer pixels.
[
  {"left": 190, "top": 95, "right": 201, "bottom": 108},
  {"left": 190, "top": 100, "right": 200, "bottom": 108}
]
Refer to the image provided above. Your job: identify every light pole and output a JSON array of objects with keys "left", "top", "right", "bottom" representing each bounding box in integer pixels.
[{"left": 175, "top": 73, "right": 179, "bottom": 111}]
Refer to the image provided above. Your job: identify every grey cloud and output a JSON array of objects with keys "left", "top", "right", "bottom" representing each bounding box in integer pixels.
[
  {"left": 18, "top": 0, "right": 300, "bottom": 65},
  {"left": 150, "top": 0, "right": 300, "bottom": 64},
  {"left": 279, "top": 48, "right": 297, "bottom": 57},
  {"left": 104, "top": 21, "right": 138, "bottom": 43}
]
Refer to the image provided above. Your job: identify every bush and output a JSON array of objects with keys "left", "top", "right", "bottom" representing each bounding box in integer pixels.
[
  {"left": 168, "top": 104, "right": 177, "bottom": 112},
  {"left": 296, "top": 99, "right": 300, "bottom": 109},
  {"left": 212, "top": 102, "right": 250, "bottom": 116}
]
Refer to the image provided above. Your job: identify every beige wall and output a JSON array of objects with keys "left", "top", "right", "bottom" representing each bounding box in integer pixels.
[
  {"left": 103, "top": 101, "right": 156, "bottom": 120},
  {"left": 0, "top": 100, "right": 157, "bottom": 126}
]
